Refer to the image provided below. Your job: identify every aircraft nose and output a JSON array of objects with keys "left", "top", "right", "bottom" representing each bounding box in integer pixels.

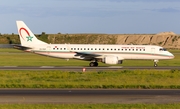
[{"left": 169, "top": 53, "right": 174, "bottom": 59}]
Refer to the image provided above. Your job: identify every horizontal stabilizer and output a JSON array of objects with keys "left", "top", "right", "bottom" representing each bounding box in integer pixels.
[{"left": 12, "top": 44, "right": 32, "bottom": 50}]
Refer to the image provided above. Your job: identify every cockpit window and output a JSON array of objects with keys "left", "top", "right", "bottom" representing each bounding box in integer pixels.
[{"left": 159, "top": 48, "right": 167, "bottom": 51}]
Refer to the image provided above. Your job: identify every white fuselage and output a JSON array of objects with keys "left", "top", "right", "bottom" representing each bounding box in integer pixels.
[
  {"left": 27, "top": 44, "right": 174, "bottom": 61},
  {"left": 16, "top": 21, "right": 175, "bottom": 66}
]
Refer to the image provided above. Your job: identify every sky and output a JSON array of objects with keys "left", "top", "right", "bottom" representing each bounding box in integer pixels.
[{"left": 0, "top": 0, "right": 180, "bottom": 34}]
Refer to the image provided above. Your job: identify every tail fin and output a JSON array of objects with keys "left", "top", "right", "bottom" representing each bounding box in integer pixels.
[{"left": 16, "top": 21, "right": 47, "bottom": 47}]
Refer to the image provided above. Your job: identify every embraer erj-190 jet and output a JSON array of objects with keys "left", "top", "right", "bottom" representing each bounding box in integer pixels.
[{"left": 16, "top": 21, "right": 174, "bottom": 67}]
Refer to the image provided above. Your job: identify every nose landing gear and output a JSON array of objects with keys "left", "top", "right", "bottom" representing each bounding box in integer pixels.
[{"left": 154, "top": 60, "right": 158, "bottom": 67}]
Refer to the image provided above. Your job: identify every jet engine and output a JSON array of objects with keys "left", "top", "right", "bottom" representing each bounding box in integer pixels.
[{"left": 103, "top": 56, "right": 123, "bottom": 64}]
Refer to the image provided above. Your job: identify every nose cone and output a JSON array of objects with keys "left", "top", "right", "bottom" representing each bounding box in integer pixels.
[{"left": 169, "top": 52, "right": 174, "bottom": 59}]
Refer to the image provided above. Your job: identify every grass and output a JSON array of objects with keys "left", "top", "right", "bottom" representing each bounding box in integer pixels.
[
  {"left": 0, "top": 49, "right": 179, "bottom": 108},
  {"left": 0, "top": 49, "right": 179, "bottom": 89},
  {"left": 0, "top": 70, "right": 179, "bottom": 88},
  {"left": 0, "top": 104, "right": 180, "bottom": 109},
  {"left": 0, "top": 48, "right": 179, "bottom": 66}
]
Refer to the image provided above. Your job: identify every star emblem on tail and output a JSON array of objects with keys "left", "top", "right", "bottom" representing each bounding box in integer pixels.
[{"left": 26, "top": 36, "right": 33, "bottom": 41}]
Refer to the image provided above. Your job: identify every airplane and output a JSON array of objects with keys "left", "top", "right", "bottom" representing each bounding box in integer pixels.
[{"left": 15, "top": 21, "right": 174, "bottom": 67}]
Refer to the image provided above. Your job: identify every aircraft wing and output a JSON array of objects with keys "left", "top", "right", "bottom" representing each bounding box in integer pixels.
[
  {"left": 12, "top": 44, "right": 32, "bottom": 50},
  {"left": 74, "top": 52, "right": 102, "bottom": 61},
  {"left": 74, "top": 52, "right": 101, "bottom": 58}
]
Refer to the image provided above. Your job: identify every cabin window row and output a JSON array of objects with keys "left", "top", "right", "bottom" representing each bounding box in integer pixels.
[{"left": 53, "top": 47, "right": 146, "bottom": 51}]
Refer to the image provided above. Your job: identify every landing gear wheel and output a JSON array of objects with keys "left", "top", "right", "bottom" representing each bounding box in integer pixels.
[
  {"left": 154, "top": 63, "right": 158, "bottom": 67},
  {"left": 89, "top": 62, "right": 94, "bottom": 67},
  {"left": 89, "top": 62, "right": 98, "bottom": 67},
  {"left": 94, "top": 62, "right": 98, "bottom": 67},
  {"left": 153, "top": 60, "right": 158, "bottom": 67}
]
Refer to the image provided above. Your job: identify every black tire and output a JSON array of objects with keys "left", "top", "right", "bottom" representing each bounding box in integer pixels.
[
  {"left": 94, "top": 62, "right": 98, "bottom": 67},
  {"left": 154, "top": 64, "right": 158, "bottom": 67},
  {"left": 89, "top": 62, "right": 94, "bottom": 67}
]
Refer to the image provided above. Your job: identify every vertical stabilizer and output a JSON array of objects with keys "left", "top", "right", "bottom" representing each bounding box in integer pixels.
[{"left": 16, "top": 21, "right": 47, "bottom": 47}]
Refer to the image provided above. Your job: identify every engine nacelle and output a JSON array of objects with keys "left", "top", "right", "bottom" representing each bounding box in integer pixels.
[{"left": 103, "top": 56, "right": 123, "bottom": 64}]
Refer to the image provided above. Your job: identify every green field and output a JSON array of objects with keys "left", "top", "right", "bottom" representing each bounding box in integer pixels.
[
  {"left": 0, "top": 104, "right": 180, "bottom": 109},
  {"left": 0, "top": 48, "right": 179, "bottom": 89},
  {"left": 0, "top": 49, "right": 179, "bottom": 108},
  {"left": 0, "top": 70, "right": 179, "bottom": 88},
  {"left": 0, "top": 48, "right": 179, "bottom": 66}
]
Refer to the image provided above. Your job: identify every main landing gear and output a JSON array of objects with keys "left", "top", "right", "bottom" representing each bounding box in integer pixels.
[
  {"left": 154, "top": 60, "right": 158, "bottom": 67},
  {"left": 89, "top": 62, "right": 98, "bottom": 67},
  {"left": 89, "top": 60, "right": 159, "bottom": 67}
]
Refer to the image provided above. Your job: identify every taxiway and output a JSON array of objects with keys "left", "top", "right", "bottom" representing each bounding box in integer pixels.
[
  {"left": 0, "top": 89, "right": 179, "bottom": 104},
  {"left": 0, "top": 66, "right": 179, "bottom": 71}
]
